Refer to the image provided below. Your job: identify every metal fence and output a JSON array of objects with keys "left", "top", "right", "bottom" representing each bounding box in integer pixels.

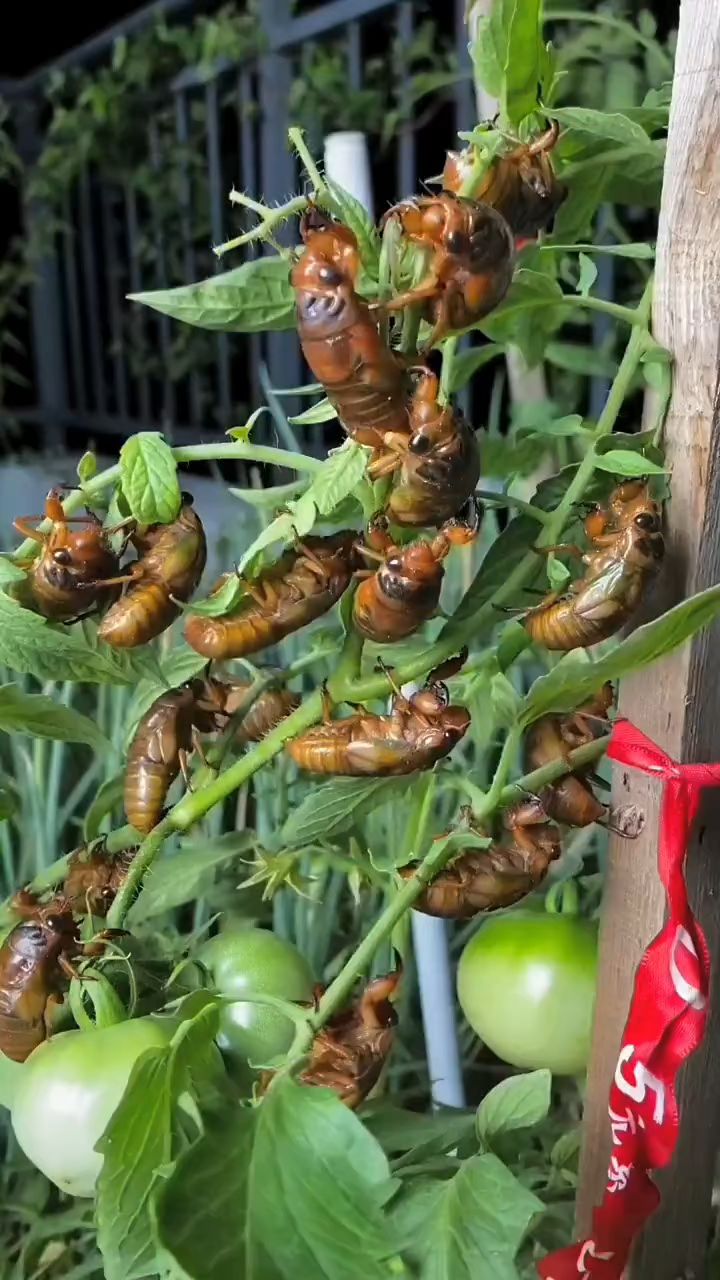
[{"left": 3, "top": 0, "right": 475, "bottom": 454}]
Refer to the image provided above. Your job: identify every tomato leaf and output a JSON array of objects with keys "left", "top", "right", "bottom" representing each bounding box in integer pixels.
[
  {"left": 77, "top": 450, "right": 98, "bottom": 483},
  {"left": 119, "top": 432, "right": 181, "bottom": 525},
  {"left": 489, "top": 672, "right": 520, "bottom": 727},
  {"left": 0, "top": 684, "right": 110, "bottom": 753},
  {"left": 520, "top": 582, "right": 720, "bottom": 726},
  {"left": 128, "top": 832, "right": 256, "bottom": 923},
  {"left": 281, "top": 776, "right": 416, "bottom": 845},
  {"left": 393, "top": 1152, "right": 542, "bottom": 1280},
  {"left": 544, "top": 342, "right": 617, "bottom": 379},
  {"left": 248, "top": 1078, "right": 399, "bottom": 1280},
  {"left": 309, "top": 441, "right": 370, "bottom": 515},
  {"left": 501, "top": 0, "right": 543, "bottom": 127},
  {"left": 96, "top": 1047, "right": 173, "bottom": 1280},
  {"left": 289, "top": 398, "right": 338, "bottom": 426},
  {"left": 154, "top": 1107, "right": 256, "bottom": 1280},
  {"left": 548, "top": 106, "right": 658, "bottom": 149},
  {"left": 0, "top": 557, "right": 28, "bottom": 586},
  {"left": 593, "top": 449, "right": 667, "bottom": 477},
  {"left": 128, "top": 257, "right": 295, "bottom": 333},
  {"left": 476, "top": 1071, "right": 552, "bottom": 1146},
  {"left": 542, "top": 242, "right": 655, "bottom": 260},
  {"left": 96, "top": 1004, "right": 220, "bottom": 1280},
  {"left": 446, "top": 344, "right": 504, "bottom": 394},
  {"left": 577, "top": 253, "right": 598, "bottom": 299},
  {"left": 364, "top": 1104, "right": 476, "bottom": 1161},
  {"left": 0, "top": 594, "right": 141, "bottom": 686}
]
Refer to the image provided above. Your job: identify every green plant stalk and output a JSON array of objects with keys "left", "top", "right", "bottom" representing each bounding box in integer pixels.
[
  {"left": 216, "top": 194, "right": 307, "bottom": 256},
  {"left": 106, "top": 693, "right": 323, "bottom": 927},
  {"left": 288, "top": 127, "right": 327, "bottom": 195},
  {"left": 0, "top": 824, "right": 140, "bottom": 920},
  {"left": 12, "top": 442, "right": 324, "bottom": 561},
  {"left": 107, "top": 627, "right": 362, "bottom": 925},
  {"left": 299, "top": 731, "right": 608, "bottom": 1051}
]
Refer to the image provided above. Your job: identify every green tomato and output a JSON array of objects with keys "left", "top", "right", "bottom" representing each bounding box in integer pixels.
[
  {"left": 457, "top": 912, "right": 598, "bottom": 1075},
  {"left": 11, "top": 1016, "right": 176, "bottom": 1197},
  {"left": 197, "top": 928, "right": 314, "bottom": 1067}
]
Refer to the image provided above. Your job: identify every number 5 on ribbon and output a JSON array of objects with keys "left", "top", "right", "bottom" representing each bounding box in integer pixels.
[{"left": 614, "top": 1045, "right": 666, "bottom": 1124}]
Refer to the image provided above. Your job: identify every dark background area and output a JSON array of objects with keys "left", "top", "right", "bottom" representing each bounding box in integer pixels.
[{"left": 1, "top": 0, "right": 681, "bottom": 85}]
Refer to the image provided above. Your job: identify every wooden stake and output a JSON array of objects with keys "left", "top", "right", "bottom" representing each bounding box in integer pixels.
[{"left": 577, "top": 7, "right": 720, "bottom": 1277}]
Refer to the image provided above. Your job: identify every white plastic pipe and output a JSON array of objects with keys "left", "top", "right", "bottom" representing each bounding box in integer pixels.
[
  {"left": 323, "top": 131, "right": 374, "bottom": 215},
  {"left": 411, "top": 911, "right": 467, "bottom": 1108}
]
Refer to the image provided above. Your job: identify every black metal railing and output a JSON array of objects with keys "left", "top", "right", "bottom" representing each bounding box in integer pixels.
[{"left": 3, "top": 0, "right": 474, "bottom": 453}]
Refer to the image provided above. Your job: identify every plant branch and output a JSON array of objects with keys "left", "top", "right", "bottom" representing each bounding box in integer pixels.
[
  {"left": 288, "top": 127, "right": 327, "bottom": 195},
  {"left": 12, "top": 441, "right": 324, "bottom": 561},
  {"left": 106, "top": 627, "right": 360, "bottom": 925},
  {"left": 294, "top": 732, "right": 610, "bottom": 1052},
  {"left": 215, "top": 194, "right": 307, "bottom": 257}
]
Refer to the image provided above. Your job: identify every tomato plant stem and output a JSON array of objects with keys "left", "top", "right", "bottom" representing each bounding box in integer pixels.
[
  {"left": 12, "top": 442, "right": 324, "bottom": 561},
  {"left": 296, "top": 732, "right": 610, "bottom": 1054}
]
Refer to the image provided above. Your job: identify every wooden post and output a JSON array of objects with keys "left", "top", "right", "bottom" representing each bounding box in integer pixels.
[{"left": 577, "top": 6, "right": 720, "bottom": 1277}]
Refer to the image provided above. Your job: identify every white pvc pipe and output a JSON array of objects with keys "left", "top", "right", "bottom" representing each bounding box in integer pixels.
[
  {"left": 323, "top": 131, "right": 374, "bottom": 215},
  {"left": 411, "top": 911, "right": 467, "bottom": 1108}
]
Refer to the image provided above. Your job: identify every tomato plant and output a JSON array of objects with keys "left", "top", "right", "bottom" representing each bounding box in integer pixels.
[
  {"left": 458, "top": 909, "right": 598, "bottom": 1075},
  {"left": 0, "top": 1, "right": 701, "bottom": 1278}
]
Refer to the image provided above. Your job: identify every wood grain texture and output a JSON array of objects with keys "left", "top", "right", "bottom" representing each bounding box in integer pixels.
[{"left": 576, "top": 5, "right": 720, "bottom": 1277}]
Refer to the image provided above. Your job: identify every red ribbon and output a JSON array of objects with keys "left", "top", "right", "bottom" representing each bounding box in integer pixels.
[{"left": 538, "top": 719, "right": 720, "bottom": 1280}]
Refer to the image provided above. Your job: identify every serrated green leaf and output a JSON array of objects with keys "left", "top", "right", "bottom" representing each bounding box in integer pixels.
[
  {"left": 0, "top": 556, "right": 28, "bottom": 585},
  {"left": 446, "top": 344, "right": 504, "bottom": 394},
  {"left": 127, "top": 833, "right": 256, "bottom": 923},
  {"left": 472, "top": 11, "right": 504, "bottom": 99},
  {"left": 0, "top": 594, "right": 138, "bottom": 686},
  {"left": 154, "top": 1107, "right": 255, "bottom": 1280},
  {"left": 524, "top": 415, "right": 586, "bottom": 439},
  {"left": 593, "top": 449, "right": 666, "bottom": 477},
  {"left": 476, "top": 1071, "right": 552, "bottom": 1146},
  {"left": 502, "top": 0, "right": 543, "bottom": 127},
  {"left": 542, "top": 242, "right": 655, "bottom": 260},
  {"left": 282, "top": 776, "right": 416, "bottom": 845},
  {"left": 520, "top": 583, "right": 720, "bottom": 726},
  {"left": 0, "top": 684, "right": 110, "bottom": 753},
  {"left": 96, "top": 1046, "right": 172, "bottom": 1280},
  {"left": 96, "top": 1006, "right": 221, "bottom": 1280},
  {"left": 77, "top": 451, "right": 98, "bottom": 483},
  {"left": 545, "top": 343, "right": 617, "bottom": 379},
  {"left": 547, "top": 556, "right": 572, "bottom": 590},
  {"left": 393, "top": 1152, "right": 542, "bottom": 1280},
  {"left": 249, "top": 1078, "right": 398, "bottom": 1280},
  {"left": 186, "top": 573, "right": 245, "bottom": 619},
  {"left": 310, "top": 441, "right": 370, "bottom": 515},
  {"left": 119, "top": 432, "right": 181, "bottom": 525},
  {"left": 364, "top": 1104, "right": 476, "bottom": 1161},
  {"left": 289, "top": 398, "right": 338, "bottom": 426},
  {"left": 577, "top": 253, "right": 598, "bottom": 298},
  {"left": 129, "top": 257, "right": 295, "bottom": 334},
  {"left": 549, "top": 106, "right": 657, "bottom": 149},
  {"left": 230, "top": 479, "right": 307, "bottom": 509},
  {"left": 489, "top": 672, "right": 520, "bottom": 727}
]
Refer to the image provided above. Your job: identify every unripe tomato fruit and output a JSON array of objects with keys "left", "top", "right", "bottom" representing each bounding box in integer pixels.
[
  {"left": 11, "top": 1016, "right": 176, "bottom": 1197},
  {"left": 457, "top": 912, "right": 598, "bottom": 1075},
  {"left": 197, "top": 928, "right": 314, "bottom": 1066}
]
